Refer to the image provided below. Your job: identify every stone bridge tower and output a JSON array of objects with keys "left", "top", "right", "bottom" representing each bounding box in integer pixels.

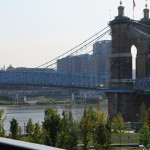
[{"left": 108, "top": 3, "right": 150, "bottom": 121}]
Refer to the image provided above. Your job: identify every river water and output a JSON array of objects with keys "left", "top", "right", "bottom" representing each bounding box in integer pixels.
[{"left": 1, "top": 102, "right": 108, "bottom": 135}]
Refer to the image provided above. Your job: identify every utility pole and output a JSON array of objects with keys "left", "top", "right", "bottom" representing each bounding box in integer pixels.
[
  {"left": 16, "top": 94, "right": 19, "bottom": 106},
  {"left": 71, "top": 93, "right": 75, "bottom": 104},
  {"left": 84, "top": 93, "right": 87, "bottom": 104}
]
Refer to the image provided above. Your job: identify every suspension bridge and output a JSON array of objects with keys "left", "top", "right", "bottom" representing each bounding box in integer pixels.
[
  {"left": 1, "top": 2, "right": 150, "bottom": 120},
  {"left": 0, "top": 24, "right": 111, "bottom": 90},
  {"left": 1, "top": 15, "right": 150, "bottom": 92}
]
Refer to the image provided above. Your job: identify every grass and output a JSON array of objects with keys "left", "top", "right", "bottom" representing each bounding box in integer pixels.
[
  {"left": 111, "top": 147, "right": 143, "bottom": 150},
  {"left": 112, "top": 133, "right": 140, "bottom": 144},
  {"left": 36, "top": 101, "right": 69, "bottom": 105}
]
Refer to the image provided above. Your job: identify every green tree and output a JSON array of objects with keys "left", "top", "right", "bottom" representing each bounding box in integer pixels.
[
  {"left": 80, "top": 107, "right": 96, "bottom": 150},
  {"left": 93, "top": 110, "right": 111, "bottom": 150},
  {"left": 68, "top": 122, "right": 80, "bottom": 150},
  {"left": 57, "top": 111, "right": 80, "bottom": 150},
  {"left": 138, "top": 102, "right": 147, "bottom": 124},
  {"left": 147, "top": 107, "right": 150, "bottom": 126},
  {"left": 31, "top": 122, "right": 43, "bottom": 144},
  {"left": 26, "top": 118, "right": 34, "bottom": 136},
  {"left": 111, "top": 112, "right": 125, "bottom": 145},
  {"left": 43, "top": 108, "right": 61, "bottom": 146},
  {"left": 139, "top": 123, "right": 150, "bottom": 149},
  {"left": 56, "top": 111, "right": 70, "bottom": 148},
  {"left": 0, "top": 109, "right": 7, "bottom": 137},
  {"left": 10, "top": 118, "right": 19, "bottom": 139},
  {"left": 68, "top": 107, "right": 73, "bottom": 123}
]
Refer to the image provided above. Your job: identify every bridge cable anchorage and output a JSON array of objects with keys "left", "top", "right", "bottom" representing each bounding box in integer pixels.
[
  {"left": 36, "top": 26, "right": 109, "bottom": 68},
  {"left": 45, "top": 29, "right": 111, "bottom": 69}
]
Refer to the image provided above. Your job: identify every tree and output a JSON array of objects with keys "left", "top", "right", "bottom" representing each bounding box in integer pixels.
[
  {"left": 108, "top": 103, "right": 115, "bottom": 122},
  {"left": 68, "top": 107, "right": 73, "bottom": 123},
  {"left": 57, "top": 111, "right": 80, "bottom": 150},
  {"left": 111, "top": 112, "right": 125, "bottom": 145},
  {"left": 26, "top": 118, "right": 34, "bottom": 136},
  {"left": 147, "top": 107, "right": 150, "bottom": 126},
  {"left": 10, "top": 118, "right": 19, "bottom": 139},
  {"left": 43, "top": 108, "right": 61, "bottom": 146},
  {"left": 0, "top": 109, "right": 7, "bottom": 137},
  {"left": 93, "top": 110, "right": 111, "bottom": 150},
  {"left": 68, "top": 122, "right": 80, "bottom": 150},
  {"left": 138, "top": 102, "right": 147, "bottom": 124},
  {"left": 31, "top": 122, "right": 43, "bottom": 144},
  {"left": 139, "top": 123, "right": 150, "bottom": 149},
  {"left": 56, "top": 111, "right": 70, "bottom": 148},
  {"left": 80, "top": 106, "right": 96, "bottom": 150}
]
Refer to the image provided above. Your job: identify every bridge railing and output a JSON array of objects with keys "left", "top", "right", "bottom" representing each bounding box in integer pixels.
[
  {"left": 0, "top": 137, "right": 64, "bottom": 150},
  {"left": 107, "top": 79, "right": 135, "bottom": 90},
  {"left": 134, "top": 78, "right": 150, "bottom": 90}
]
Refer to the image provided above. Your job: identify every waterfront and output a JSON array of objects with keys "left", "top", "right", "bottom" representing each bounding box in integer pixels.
[{"left": 1, "top": 102, "right": 108, "bottom": 135}]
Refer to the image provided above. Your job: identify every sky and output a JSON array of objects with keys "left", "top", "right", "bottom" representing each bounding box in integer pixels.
[{"left": 0, "top": 0, "right": 147, "bottom": 68}]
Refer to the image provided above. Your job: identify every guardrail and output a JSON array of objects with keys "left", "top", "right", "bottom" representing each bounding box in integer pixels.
[{"left": 0, "top": 137, "right": 64, "bottom": 150}]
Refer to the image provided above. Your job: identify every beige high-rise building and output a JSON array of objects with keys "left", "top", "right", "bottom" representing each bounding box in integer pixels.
[
  {"left": 57, "top": 40, "right": 111, "bottom": 74},
  {"left": 89, "top": 40, "right": 111, "bottom": 74},
  {"left": 57, "top": 54, "right": 90, "bottom": 73}
]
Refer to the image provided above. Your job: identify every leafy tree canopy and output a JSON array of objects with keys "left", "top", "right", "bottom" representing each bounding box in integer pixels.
[
  {"left": 10, "top": 118, "right": 19, "bottom": 139},
  {"left": 139, "top": 123, "right": 150, "bottom": 149}
]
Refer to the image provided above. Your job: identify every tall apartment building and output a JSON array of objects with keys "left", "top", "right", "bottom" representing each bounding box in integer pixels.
[
  {"left": 57, "top": 54, "right": 90, "bottom": 73},
  {"left": 57, "top": 40, "right": 111, "bottom": 74},
  {"left": 89, "top": 40, "right": 111, "bottom": 74}
]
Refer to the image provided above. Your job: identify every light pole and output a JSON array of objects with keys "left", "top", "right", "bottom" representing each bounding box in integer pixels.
[{"left": 24, "top": 123, "right": 25, "bottom": 136}]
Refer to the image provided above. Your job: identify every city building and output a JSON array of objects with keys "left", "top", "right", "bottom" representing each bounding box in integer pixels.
[
  {"left": 6, "top": 65, "right": 55, "bottom": 72},
  {"left": 89, "top": 40, "right": 111, "bottom": 74},
  {"left": 57, "top": 40, "right": 111, "bottom": 74},
  {"left": 57, "top": 54, "right": 90, "bottom": 73}
]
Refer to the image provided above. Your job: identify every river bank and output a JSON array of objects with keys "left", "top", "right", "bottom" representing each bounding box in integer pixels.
[{"left": 1, "top": 102, "right": 108, "bottom": 135}]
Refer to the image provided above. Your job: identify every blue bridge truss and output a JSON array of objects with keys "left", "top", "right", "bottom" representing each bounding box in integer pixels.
[
  {"left": 0, "top": 71, "right": 110, "bottom": 89},
  {"left": 1, "top": 22, "right": 150, "bottom": 93}
]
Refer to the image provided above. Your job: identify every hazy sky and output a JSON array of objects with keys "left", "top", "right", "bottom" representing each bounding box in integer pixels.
[{"left": 0, "top": 0, "right": 147, "bottom": 68}]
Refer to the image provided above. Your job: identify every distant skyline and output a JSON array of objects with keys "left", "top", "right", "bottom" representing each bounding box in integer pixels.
[{"left": 0, "top": 0, "right": 147, "bottom": 68}]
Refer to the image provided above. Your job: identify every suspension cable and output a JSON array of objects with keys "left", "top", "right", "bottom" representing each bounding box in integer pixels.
[
  {"left": 45, "top": 29, "right": 110, "bottom": 68},
  {"left": 57, "top": 39, "right": 111, "bottom": 74},
  {"left": 37, "top": 26, "right": 109, "bottom": 68},
  {"left": 132, "top": 21, "right": 150, "bottom": 29}
]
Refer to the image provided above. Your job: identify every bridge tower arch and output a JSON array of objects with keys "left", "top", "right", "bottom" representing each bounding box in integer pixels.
[
  {"left": 107, "top": 3, "right": 150, "bottom": 121},
  {"left": 131, "top": 45, "right": 137, "bottom": 79}
]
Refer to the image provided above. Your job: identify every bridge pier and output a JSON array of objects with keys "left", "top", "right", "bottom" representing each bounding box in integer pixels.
[
  {"left": 107, "top": 92, "right": 150, "bottom": 121},
  {"left": 71, "top": 93, "right": 75, "bottom": 104},
  {"left": 107, "top": 3, "right": 150, "bottom": 121},
  {"left": 83, "top": 93, "right": 87, "bottom": 105},
  {"left": 15, "top": 94, "right": 19, "bottom": 106}
]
